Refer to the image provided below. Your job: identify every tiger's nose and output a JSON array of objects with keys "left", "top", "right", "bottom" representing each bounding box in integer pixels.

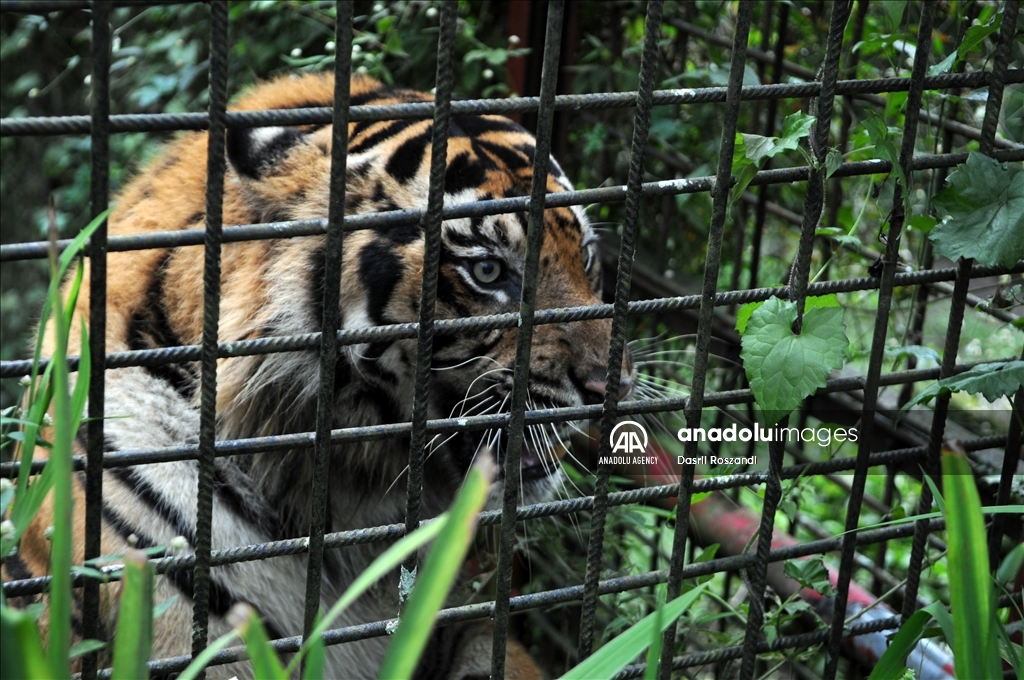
[{"left": 583, "top": 374, "right": 632, "bottom": 404}]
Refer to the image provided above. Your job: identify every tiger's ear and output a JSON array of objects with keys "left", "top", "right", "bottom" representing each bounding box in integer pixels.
[{"left": 226, "top": 126, "right": 307, "bottom": 180}]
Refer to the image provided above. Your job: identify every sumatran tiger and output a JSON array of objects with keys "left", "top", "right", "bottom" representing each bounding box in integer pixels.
[{"left": 3, "top": 73, "right": 635, "bottom": 679}]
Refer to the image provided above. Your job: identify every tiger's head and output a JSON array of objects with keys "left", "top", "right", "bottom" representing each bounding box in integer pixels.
[{"left": 220, "top": 75, "right": 634, "bottom": 509}]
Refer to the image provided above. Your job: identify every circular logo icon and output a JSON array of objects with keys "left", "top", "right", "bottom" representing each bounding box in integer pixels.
[{"left": 609, "top": 420, "right": 648, "bottom": 454}]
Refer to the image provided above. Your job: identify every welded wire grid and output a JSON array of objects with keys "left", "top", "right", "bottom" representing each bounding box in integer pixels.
[{"left": 0, "top": 1, "right": 1022, "bottom": 679}]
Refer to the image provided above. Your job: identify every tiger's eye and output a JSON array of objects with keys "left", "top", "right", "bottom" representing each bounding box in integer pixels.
[{"left": 472, "top": 259, "right": 503, "bottom": 284}]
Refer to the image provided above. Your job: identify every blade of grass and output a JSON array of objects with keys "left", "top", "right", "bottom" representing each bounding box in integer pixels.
[
  {"left": 283, "top": 513, "right": 448, "bottom": 677},
  {"left": 376, "top": 464, "right": 492, "bottom": 680},
  {"left": 110, "top": 550, "right": 154, "bottom": 680},
  {"left": 236, "top": 607, "right": 287, "bottom": 680},
  {"left": 46, "top": 226, "right": 75, "bottom": 680},
  {"left": 174, "top": 629, "right": 242, "bottom": 680},
  {"left": 560, "top": 583, "right": 709, "bottom": 680},
  {"left": 867, "top": 608, "right": 932, "bottom": 680},
  {"left": 1, "top": 605, "right": 52, "bottom": 679},
  {"left": 641, "top": 597, "right": 664, "bottom": 680},
  {"left": 942, "top": 447, "right": 1000, "bottom": 679},
  {"left": 300, "top": 611, "right": 326, "bottom": 680}
]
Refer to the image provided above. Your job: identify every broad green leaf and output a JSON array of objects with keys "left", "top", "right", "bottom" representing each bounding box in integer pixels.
[
  {"left": 741, "top": 298, "right": 849, "bottom": 422},
  {"left": 377, "top": 465, "right": 491, "bottom": 680},
  {"left": 880, "top": 0, "right": 908, "bottom": 30},
  {"left": 111, "top": 551, "right": 154, "bottom": 680},
  {"left": 780, "top": 111, "right": 815, "bottom": 146},
  {"left": 730, "top": 112, "right": 815, "bottom": 204},
  {"left": 900, "top": 360, "right": 1024, "bottom": 416},
  {"left": 931, "top": 153, "right": 1024, "bottom": 267},
  {"left": 942, "top": 450, "right": 1001, "bottom": 679},
  {"left": 560, "top": 584, "right": 708, "bottom": 680},
  {"left": 735, "top": 294, "right": 838, "bottom": 335},
  {"left": 906, "top": 215, "right": 937, "bottom": 234},
  {"left": 867, "top": 608, "right": 932, "bottom": 680}
]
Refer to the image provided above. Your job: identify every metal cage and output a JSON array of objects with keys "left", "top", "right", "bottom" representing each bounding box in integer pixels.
[{"left": 1, "top": 1, "right": 1022, "bottom": 679}]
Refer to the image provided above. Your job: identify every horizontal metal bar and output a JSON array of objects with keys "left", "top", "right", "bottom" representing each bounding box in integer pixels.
[
  {"left": 3, "top": 260, "right": 1020, "bottom": 379},
  {"left": 5, "top": 147, "right": 1021, "bottom": 264},
  {"left": 81, "top": 517, "right": 945, "bottom": 678},
  {"left": 3, "top": 70, "right": 1023, "bottom": 137},
  {"left": 669, "top": 17, "right": 1019, "bottom": 152}
]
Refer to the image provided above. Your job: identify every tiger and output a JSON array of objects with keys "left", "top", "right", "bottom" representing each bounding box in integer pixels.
[{"left": 3, "top": 73, "right": 634, "bottom": 679}]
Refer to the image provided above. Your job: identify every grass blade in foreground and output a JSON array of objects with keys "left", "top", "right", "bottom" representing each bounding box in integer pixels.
[
  {"left": 560, "top": 583, "right": 709, "bottom": 680},
  {"left": 942, "top": 446, "right": 1000, "bottom": 679},
  {"left": 376, "top": 462, "right": 493, "bottom": 679},
  {"left": 110, "top": 550, "right": 155, "bottom": 680}
]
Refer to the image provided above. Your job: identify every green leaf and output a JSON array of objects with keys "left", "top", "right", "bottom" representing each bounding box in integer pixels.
[
  {"left": 377, "top": 465, "right": 492, "bottom": 680},
  {"left": 301, "top": 612, "right": 326, "bottom": 680},
  {"left": 880, "top": 0, "right": 907, "bottom": 30},
  {"left": 559, "top": 583, "right": 708, "bottom": 680},
  {"left": 825, "top": 147, "right": 843, "bottom": 179},
  {"left": 906, "top": 215, "right": 937, "bottom": 234},
  {"left": 783, "top": 557, "right": 836, "bottom": 597},
  {"left": 642, "top": 598, "right": 664, "bottom": 680},
  {"left": 867, "top": 608, "right": 932, "bottom": 680},
  {"left": 111, "top": 550, "right": 154, "bottom": 680},
  {"left": 175, "top": 629, "right": 242, "bottom": 680},
  {"left": 996, "top": 543, "right": 1024, "bottom": 590},
  {"left": 862, "top": 114, "right": 908, "bottom": 197},
  {"left": 280, "top": 507, "right": 449, "bottom": 677},
  {"left": 932, "top": 14, "right": 1003, "bottom": 75},
  {"left": 780, "top": 111, "right": 815, "bottom": 145},
  {"left": 931, "top": 153, "right": 1024, "bottom": 267},
  {"left": 884, "top": 345, "right": 940, "bottom": 367},
  {"left": 237, "top": 608, "right": 287, "bottom": 680},
  {"left": 900, "top": 361, "right": 1024, "bottom": 416},
  {"left": 942, "top": 449, "right": 1001, "bottom": 679},
  {"left": 741, "top": 297, "right": 850, "bottom": 423},
  {"left": 69, "top": 639, "right": 107, "bottom": 660},
  {"left": 1, "top": 605, "right": 52, "bottom": 680}
]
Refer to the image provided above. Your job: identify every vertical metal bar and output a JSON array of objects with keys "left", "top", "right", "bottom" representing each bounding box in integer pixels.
[
  {"left": 898, "top": 1, "right": 978, "bottom": 410},
  {"left": 740, "top": 3, "right": 850, "bottom": 676},
  {"left": 824, "top": 3, "right": 935, "bottom": 677},
  {"left": 657, "top": 3, "right": 752, "bottom": 678},
  {"left": 491, "top": 4, "right": 564, "bottom": 676},
  {"left": 822, "top": 0, "right": 868, "bottom": 283},
  {"left": 748, "top": 1, "right": 790, "bottom": 290},
  {"left": 902, "top": 0, "right": 1020, "bottom": 617},
  {"left": 576, "top": 0, "right": 662, "bottom": 663},
  {"left": 737, "top": 423, "right": 787, "bottom": 678},
  {"left": 190, "top": 1, "right": 229, "bottom": 670},
  {"left": 82, "top": 2, "right": 110, "bottom": 678},
  {"left": 790, "top": 0, "right": 850, "bottom": 325},
  {"left": 302, "top": 0, "right": 353, "bottom": 646},
  {"left": 990, "top": 358, "right": 1023, "bottom": 562},
  {"left": 977, "top": 0, "right": 1018, "bottom": 155},
  {"left": 403, "top": 1, "right": 457, "bottom": 575}
]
